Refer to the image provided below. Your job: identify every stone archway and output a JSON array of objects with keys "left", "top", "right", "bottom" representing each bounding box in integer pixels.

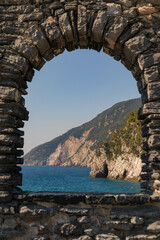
[{"left": 0, "top": 0, "right": 160, "bottom": 200}]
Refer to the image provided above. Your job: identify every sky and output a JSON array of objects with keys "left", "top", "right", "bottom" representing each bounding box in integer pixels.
[{"left": 24, "top": 49, "right": 140, "bottom": 154}]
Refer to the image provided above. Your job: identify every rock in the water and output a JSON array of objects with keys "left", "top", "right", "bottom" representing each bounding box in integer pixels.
[{"left": 90, "top": 158, "right": 108, "bottom": 178}]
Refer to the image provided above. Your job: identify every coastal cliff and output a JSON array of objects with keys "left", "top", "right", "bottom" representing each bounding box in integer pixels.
[
  {"left": 90, "top": 109, "right": 144, "bottom": 181},
  {"left": 24, "top": 98, "right": 143, "bottom": 180}
]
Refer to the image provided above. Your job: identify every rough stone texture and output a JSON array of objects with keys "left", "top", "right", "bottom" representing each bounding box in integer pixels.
[
  {"left": 0, "top": 192, "right": 158, "bottom": 240},
  {"left": 0, "top": 1, "right": 159, "bottom": 237}
]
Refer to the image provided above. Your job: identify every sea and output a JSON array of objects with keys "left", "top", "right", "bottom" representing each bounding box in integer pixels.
[{"left": 21, "top": 166, "right": 141, "bottom": 193}]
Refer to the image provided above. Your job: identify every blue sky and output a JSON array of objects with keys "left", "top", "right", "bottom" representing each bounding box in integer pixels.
[{"left": 24, "top": 49, "right": 140, "bottom": 154}]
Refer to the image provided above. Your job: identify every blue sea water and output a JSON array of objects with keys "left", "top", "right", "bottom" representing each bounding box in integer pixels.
[{"left": 21, "top": 166, "right": 141, "bottom": 193}]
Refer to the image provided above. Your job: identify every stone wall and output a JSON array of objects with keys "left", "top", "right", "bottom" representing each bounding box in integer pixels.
[
  {"left": 0, "top": 192, "right": 159, "bottom": 240},
  {"left": 0, "top": 0, "right": 160, "bottom": 194},
  {"left": 0, "top": 0, "right": 160, "bottom": 238}
]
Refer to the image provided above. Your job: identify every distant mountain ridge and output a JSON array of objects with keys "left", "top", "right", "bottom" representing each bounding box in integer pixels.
[{"left": 24, "top": 98, "right": 141, "bottom": 166}]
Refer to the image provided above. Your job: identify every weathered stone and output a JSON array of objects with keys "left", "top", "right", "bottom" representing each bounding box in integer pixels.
[
  {"left": 104, "top": 16, "right": 128, "bottom": 50},
  {"left": 55, "top": 222, "right": 83, "bottom": 236},
  {"left": 65, "top": 2, "right": 77, "bottom": 11},
  {"left": 146, "top": 221, "right": 160, "bottom": 233},
  {"left": 77, "top": 5, "right": 88, "bottom": 48},
  {"left": 0, "top": 51, "right": 29, "bottom": 74},
  {"left": 18, "top": 11, "right": 43, "bottom": 22},
  {"left": 92, "top": 10, "right": 108, "bottom": 43},
  {"left": 77, "top": 216, "right": 89, "bottom": 223},
  {"left": 0, "top": 86, "right": 21, "bottom": 102},
  {"left": 58, "top": 13, "right": 74, "bottom": 43},
  {"left": 49, "top": 2, "right": 63, "bottom": 10},
  {"left": 95, "top": 233, "right": 120, "bottom": 240},
  {"left": 60, "top": 207, "right": 90, "bottom": 215},
  {"left": 73, "top": 236, "right": 91, "bottom": 240},
  {"left": 138, "top": 102, "right": 160, "bottom": 119},
  {"left": 138, "top": 6, "right": 158, "bottom": 15},
  {"left": 124, "top": 33, "right": 152, "bottom": 64},
  {"left": 2, "top": 219, "right": 18, "bottom": 229},
  {"left": 106, "top": 3, "right": 122, "bottom": 16},
  {"left": 138, "top": 53, "right": 160, "bottom": 70},
  {"left": 105, "top": 220, "right": 133, "bottom": 231},
  {"left": 123, "top": 9, "right": 137, "bottom": 18},
  {"left": 126, "top": 234, "right": 160, "bottom": 240},
  {"left": 0, "top": 102, "right": 28, "bottom": 120},
  {"left": 147, "top": 82, "right": 160, "bottom": 101},
  {"left": 144, "top": 66, "right": 159, "bottom": 83},
  {"left": 19, "top": 205, "right": 53, "bottom": 217},
  {"left": 0, "top": 173, "right": 22, "bottom": 186},
  {"left": 25, "top": 24, "right": 53, "bottom": 61},
  {"left": 41, "top": 16, "right": 65, "bottom": 53},
  {"left": 70, "top": 10, "right": 79, "bottom": 47},
  {"left": 11, "top": 37, "right": 45, "bottom": 70},
  {"left": 130, "top": 216, "right": 144, "bottom": 224}
]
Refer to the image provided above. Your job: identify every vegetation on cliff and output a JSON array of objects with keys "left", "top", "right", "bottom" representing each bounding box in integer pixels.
[{"left": 96, "top": 109, "right": 144, "bottom": 161}]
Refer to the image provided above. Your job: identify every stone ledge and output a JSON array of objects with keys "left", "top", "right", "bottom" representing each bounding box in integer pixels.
[{"left": 13, "top": 191, "right": 159, "bottom": 205}]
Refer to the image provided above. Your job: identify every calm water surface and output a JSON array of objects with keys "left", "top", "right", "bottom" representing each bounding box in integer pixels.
[{"left": 22, "top": 166, "right": 141, "bottom": 193}]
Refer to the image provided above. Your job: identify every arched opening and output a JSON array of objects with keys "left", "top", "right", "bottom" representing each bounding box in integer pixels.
[
  {"left": 22, "top": 49, "right": 142, "bottom": 193},
  {"left": 0, "top": 3, "right": 159, "bottom": 197}
]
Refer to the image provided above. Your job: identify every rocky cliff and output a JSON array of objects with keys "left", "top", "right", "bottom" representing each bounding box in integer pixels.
[
  {"left": 90, "top": 109, "right": 144, "bottom": 181},
  {"left": 24, "top": 98, "right": 141, "bottom": 168}
]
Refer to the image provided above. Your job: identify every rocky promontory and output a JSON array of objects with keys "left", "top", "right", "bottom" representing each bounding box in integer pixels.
[{"left": 90, "top": 109, "right": 144, "bottom": 181}]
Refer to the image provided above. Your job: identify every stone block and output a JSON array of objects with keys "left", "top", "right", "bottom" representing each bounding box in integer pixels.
[
  {"left": 146, "top": 221, "right": 160, "bottom": 233},
  {"left": 95, "top": 233, "right": 120, "bottom": 240},
  {"left": 147, "top": 82, "right": 160, "bottom": 101},
  {"left": 77, "top": 5, "right": 88, "bottom": 48},
  {"left": 124, "top": 33, "right": 152, "bottom": 64},
  {"left": 138, "top": 53, "right": 160, "bottom": 70},
  {"left": 106, "top": 3, "right": 122, "bottom": 16},
  {"left": 147, "top": 135, "right": 160, "bottom": 149},
  {"left": 92, "top": 10, "right": 108, "bottom": 43},
  {"left": 18, "top": 11, "right": 43, "bottom": 22},
  {"left": 105, "top": 220, "right": 133, "bottom": 231},
  {"left": 130, "top": 216, "right": 144, "bottom": 224},
  {"left": 0, "top": 51, "right": 29, "bottom": 74},
  {"left": 25, "top": 24, "right": 53, "bottom": 61},
  {"left": 41, "top": 16, "right": 65, "bottom": 53},
  {"left": 0, "top": 165, "right": 21, "bottom": 174},
  {"left": 0, "top": 134, "right": 23, "bottom": 148},
  {"left": 77, "top": 216, "right": 89, "bottom": 223},
  {"left": 0, "top": 86, "right": 21, "bottom": 102},
  {"left": 11, "top": 37, "right": 45, "bottom": 70},
  {"left": 0, "top": 173, "right": 22, "bottom": 187},
  {"left": 70, "top": 10, "right": 79, "bottom": 48},
  {"left": 0, "top": 115, "right": 24, "bottom": 128},
  {"left": 138, "top": 102, "right": 160, "bottom": 119},
  {"left": 72, "top": 236, "right": 91, "bottom": 240},
  {"left": 0, "top": 102, "right": 28, "bottom": 121},
  {"left": 65, "top": 2, "right": 77, "bottom": 11},
  {"left": 0, "top": 155, "right": 23, "bottom": 165},
  {"left": 2, "top": 218, "right": 18, "bottom": 229},
  {"left": 55, "top": 222, "right": 83, "bottom": 236},
  {"left": 126, "top": 234, "right": 160, "bottom": 240},
  {"left": 104, "top": 16, "right": 128, "bottom": 50},
  {"left": 58, "top": 13, "right": 74, "bottom": 43},
  {"left": 19, "top": 205, "right": 52, "bottom": 217},
  {"left": 60, "top": 207, "right": 90, "bottom": 215},
  {"left": 144, "top": 66, "right": 159, "bottom": 83},
  {"left": 48, "top": 2, "right": 63, "bottom": 10}
]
